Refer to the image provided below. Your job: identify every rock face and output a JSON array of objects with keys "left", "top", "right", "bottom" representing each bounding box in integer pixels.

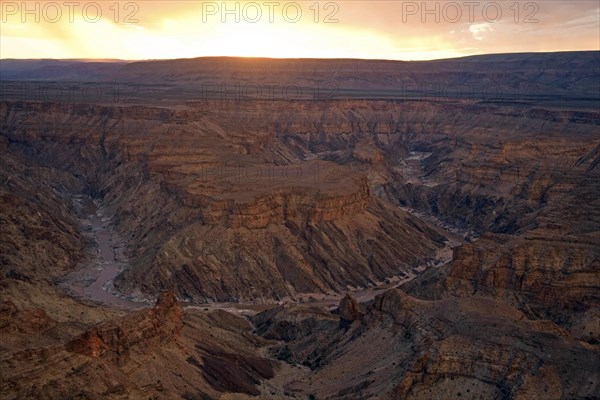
[
  {"left": 0, "top": 137, "right": 86, "bottom": 283},
  {"left": 254, "top": 289, "right": 600, "bottom": 399},
  {"left": 441, "top": 233, "right": 600, "bottom": 338},
  {"left": 67, "top": 290, "right": 183, "bottom": 358}
]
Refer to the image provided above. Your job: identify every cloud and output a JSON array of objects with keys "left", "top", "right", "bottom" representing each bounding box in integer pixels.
[
  {"left": 469, "top": 23, "right": 493, "bottom": 41},
  {"left": 1, "top": 1, "right": 598, "bottom": 60}
]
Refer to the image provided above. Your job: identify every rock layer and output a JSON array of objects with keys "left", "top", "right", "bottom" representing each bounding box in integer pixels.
[{"left": 254, "top": 289, "right": 600, "bottom": 399}]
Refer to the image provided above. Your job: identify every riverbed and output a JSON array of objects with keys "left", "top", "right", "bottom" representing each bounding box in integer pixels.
[{"left": 64, "top": 196, "right": 147, "bottom": 309}]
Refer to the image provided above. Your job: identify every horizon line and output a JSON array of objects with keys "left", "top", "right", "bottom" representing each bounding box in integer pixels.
[{"left": 1, "top": 50, "right": 599, "bottom": 64}]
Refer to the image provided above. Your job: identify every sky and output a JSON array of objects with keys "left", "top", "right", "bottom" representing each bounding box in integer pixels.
[{"left": 1, "top": 1, "right": 599, "bottom": 60}]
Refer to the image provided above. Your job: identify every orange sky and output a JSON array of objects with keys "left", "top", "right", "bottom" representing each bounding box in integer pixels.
[{"left": 1, "top": 1, "right": 599, "bottom": 60}]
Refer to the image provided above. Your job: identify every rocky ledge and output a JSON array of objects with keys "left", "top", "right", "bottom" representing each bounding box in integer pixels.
[{"left": 66, "top": 291, "right": 183, "bottom": 358}]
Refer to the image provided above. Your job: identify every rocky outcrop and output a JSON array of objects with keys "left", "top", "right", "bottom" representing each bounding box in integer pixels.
[
  {"left": 338, "top": 293, "right": 362, "bottom": 328},
  {"left": 67, "top": 291, "right": 183, "bottom": 358}
]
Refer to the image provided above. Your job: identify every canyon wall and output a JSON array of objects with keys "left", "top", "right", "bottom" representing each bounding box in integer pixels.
[
  {"left": 2, "top": 95, "right": 598, "bottom": 315},
  {"left": 1, "top": 100, "right": 452, "bottom": 302}
]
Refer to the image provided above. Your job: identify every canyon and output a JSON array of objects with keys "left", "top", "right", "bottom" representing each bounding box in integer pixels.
[{"left": 1, "top": 52, "right": 599, "bottom": 399}]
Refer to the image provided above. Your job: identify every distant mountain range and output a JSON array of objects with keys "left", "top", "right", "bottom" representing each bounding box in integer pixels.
[{"left": 2, "top": 51, "right": 599, "bottom": 103}]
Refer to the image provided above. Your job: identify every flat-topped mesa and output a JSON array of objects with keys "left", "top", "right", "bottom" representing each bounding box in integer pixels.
[
  {"left": 66, "top": 291, "right": 183, "bottom": 358},
  {"left": 201, "top": 178, "right": 370, "bottom": 229}
]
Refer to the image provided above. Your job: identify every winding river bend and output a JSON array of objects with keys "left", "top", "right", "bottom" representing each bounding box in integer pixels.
[{"left": 65, "top": 195, "right": 459, "bottom": 313}]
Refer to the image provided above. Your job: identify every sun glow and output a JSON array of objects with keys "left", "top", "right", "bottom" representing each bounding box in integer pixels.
[{"left": 1, "top": 1, "right": 598, "bottom": 60}]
